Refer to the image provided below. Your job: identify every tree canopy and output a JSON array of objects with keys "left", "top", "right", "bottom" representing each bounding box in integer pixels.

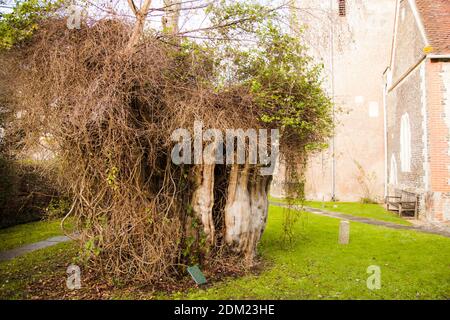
[
  {"left": 0, "top": 0, "right": 63, "bottom": 50},
  {"left": 0, "top": 0, "right": 334, "bottom": 284}
]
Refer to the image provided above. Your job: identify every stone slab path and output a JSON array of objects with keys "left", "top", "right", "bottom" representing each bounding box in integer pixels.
[
  {"left": 271, "top": 202, "right": 450, "bottom": 238},
  {"left": 0, "top": 235, "right": 71, "bottom": 262}
]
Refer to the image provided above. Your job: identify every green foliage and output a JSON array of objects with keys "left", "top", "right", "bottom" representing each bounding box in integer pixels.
[
  {"left": 106, "top": 166, "right": 119, "bottom": 191},
  {"left": 0, "top": 156, "right": 15, "bottom": 208},
  {"left": 182, "top": 216, "right": 208, "bottom": 266},
  {"left": 168, "top": 39, "right": 218, "bottom": 87},
  {"left": 206, "top": 0, "right": 276, "bottom": 38},
  {"left": 206, "top": 1, "right": 334, "bottom": 152},
  {"left": 84, "top": 237, "right": 100, "bottom": 257},
  {"left": 204, "top": 1, "right": 334, "bottom": 245},
  {"left": 239, "top": 25, "right": 332, "bottom": 150},
  {"left": 44, "top": 197, "right": 71, "bottom": 220},
  {"left": 0, "top": 0, "right": 63, "bottom": 50},
  {"left": 0, "top": 160, "right": 61, "bottom": 228}
]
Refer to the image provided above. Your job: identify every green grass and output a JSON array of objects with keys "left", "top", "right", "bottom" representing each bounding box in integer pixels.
[
  {"left": 305, "top": 201, "right": 412, "bottom": 226},
  {"left": 0, "top": 242, "right": 77, "bottom": 299},
  {"left": 270, "top": 197, "right": 411, "bottom": 226},
  {"left": 175, "top": 206, "right": 450, "bottom": 300},
  {"left": 0, "top": 219, "right": 73, "bottom": 252},
  {"left": 1, "top": 207, "right": 449, "bottom": 300}
]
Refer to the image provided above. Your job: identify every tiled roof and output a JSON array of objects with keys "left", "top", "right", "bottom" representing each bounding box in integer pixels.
[{"left": 415, "top": 0, "right": 450, "bottom": 54}]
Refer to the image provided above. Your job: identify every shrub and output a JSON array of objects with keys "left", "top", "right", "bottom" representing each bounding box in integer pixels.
[{"left": 0, "top": 159, "right": 59, "bottom": 228}]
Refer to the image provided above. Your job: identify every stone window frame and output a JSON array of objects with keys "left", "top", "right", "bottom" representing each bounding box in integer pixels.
[{"left": 390, "top": 154, "right": 398, "bottom": 185}]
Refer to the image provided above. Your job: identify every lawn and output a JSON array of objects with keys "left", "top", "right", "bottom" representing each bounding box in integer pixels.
[
  {"left": 175, "top": 206, "right": 449, "bottom": 299},
  {"left": 270, "top": 197, "right": 411, "bottom": 226},
  {"left": 0, "top": 242, "right": 77, "bottom": 299},
  {"left": 0, "top": 218, "right": 73, "bottom": 252},
  {"left": 1, "top": 206, "right": 449, "bottom": 299}
]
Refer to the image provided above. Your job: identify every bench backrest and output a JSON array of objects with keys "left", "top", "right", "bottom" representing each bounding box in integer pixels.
[{"left": 394, "top": 189, "right": 418, "bottom": 202}]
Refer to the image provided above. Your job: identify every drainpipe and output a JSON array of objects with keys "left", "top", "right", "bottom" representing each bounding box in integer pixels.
[
  {"left": 383, "top": 66, "right": 393, "bottom": 199},
  {"left": 329, "top": 0, "right": 336, "bottom": 201},
  {"left": 383, "top": 78, "right": 389, "bottom": 199}
]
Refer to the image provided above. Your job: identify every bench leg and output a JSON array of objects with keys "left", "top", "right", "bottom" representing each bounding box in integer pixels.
[
  {"left": 399, "top": 204, "right": 403, "bottom": 218},
  {"left": 414, "top": 203, "right": 418, "bottom": 220}
]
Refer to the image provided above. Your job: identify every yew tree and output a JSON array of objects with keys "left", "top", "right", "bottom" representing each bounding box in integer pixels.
[{"left": 1, "top": 0, "right": 333, "bottom": 283}]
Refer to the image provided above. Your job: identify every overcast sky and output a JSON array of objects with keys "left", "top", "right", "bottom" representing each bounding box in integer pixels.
[{"left": 0, "top": 0, "right": 292, "bottom": 35}]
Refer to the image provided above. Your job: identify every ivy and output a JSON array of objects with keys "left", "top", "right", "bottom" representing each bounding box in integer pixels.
[
  {"left": 207, "top": 1, "right": 334, "bottom": 153},
  {"left": 0, "top": 0, "right": 63, "bottom": 50}
]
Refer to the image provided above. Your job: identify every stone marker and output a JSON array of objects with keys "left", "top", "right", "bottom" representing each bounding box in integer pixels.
[{"left": 339, "top": 220, "right": 350, "bottom": 244}]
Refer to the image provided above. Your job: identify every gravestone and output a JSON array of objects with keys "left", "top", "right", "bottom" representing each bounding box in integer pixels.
[{"left": 339, "top": 220, "right": 350, "bottom": 244}]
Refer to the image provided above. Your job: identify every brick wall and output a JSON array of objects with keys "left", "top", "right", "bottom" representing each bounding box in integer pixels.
[
  {"left": 426, "top": 60, "right": 450, "bottom": 221},
  {"left": 385, "top": 0, "right": 450, "bottom": 223},
  {"left": 387, "top": 60, "right": 450, "bottom": 223}
]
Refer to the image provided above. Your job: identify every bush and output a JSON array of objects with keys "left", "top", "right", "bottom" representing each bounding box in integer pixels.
[
  {"left": 360, "top": 197, "right": 379, "bottom": 205},
  {"left": 1, "top": 10, "right": 333, "bottom": 283},
  {"left": 0, "top": 159, "right": 59, "bottom": 228},
  {"left": 44, "top": 197, "right": 71, "bottom": 220}
]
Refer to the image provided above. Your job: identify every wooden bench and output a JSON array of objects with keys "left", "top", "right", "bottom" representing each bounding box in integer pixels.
[{"left": 386, "top": 189, "right": 419, "bottom": 219}]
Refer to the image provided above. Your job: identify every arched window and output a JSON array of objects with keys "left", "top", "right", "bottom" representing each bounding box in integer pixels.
[
  {"left": 400, "top": 113, "right": 411, "bottom": 172},
  {"left": 389, "top": 155, "right": 398, "bottom": 185}
]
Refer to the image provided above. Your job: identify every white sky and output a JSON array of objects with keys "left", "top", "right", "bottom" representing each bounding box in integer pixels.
[
  {"left": 1, "top": 0, "right": 292, "bottom": 37},
  {"left": 81, "top": 0, "right": 291, "bottom": 35}
]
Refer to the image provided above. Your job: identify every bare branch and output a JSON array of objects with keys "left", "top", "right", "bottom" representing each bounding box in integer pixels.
[
  {"left": 127, "top": 0, "right": 138, "bottom": 16},
  {"left": 125, "top": 0, "right": 153, "bottom": 53}
]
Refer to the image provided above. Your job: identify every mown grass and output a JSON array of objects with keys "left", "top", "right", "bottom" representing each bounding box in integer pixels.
[
  {"left": 174, "top": 206, "right": 449, "bottom": 299},
  {"left": 0, "top": 218, "right": 74, "bottom": 252},
  {"left": 1, "top": 207, "right": 449, "bottom": 300},
  {"left": 0, "top": 242, "right": 77, "bottom": 299},
  {"left": 270, "top": 197, "right": 411, "bottom": 226}
]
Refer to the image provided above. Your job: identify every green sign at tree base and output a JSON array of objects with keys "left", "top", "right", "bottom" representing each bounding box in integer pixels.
[{"left": 187, "top": 265, "right": 207, "bottom": 285}]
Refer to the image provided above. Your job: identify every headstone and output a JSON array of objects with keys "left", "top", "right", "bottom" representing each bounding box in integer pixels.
[
  {"left": 187, "top": 265, "right": 207, "bottom": 285},
  {"left": 339, "top": 220, "right": 350, "bottom": 244}
]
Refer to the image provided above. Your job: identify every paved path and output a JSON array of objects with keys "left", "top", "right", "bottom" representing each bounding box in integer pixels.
[
  {"left": 0, "top": 235, "right": 71, "bottom": 262},
  {"left": 270, "top": 202, "right": 450, "bottom": 238}
]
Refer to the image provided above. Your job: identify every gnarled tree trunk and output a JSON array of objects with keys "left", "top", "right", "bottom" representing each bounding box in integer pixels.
[
  {"left": 224, "top": 162, "right": 271, "bottom": 262},
  {"left": 191, "top": 147, "right": 216, "bottom": 246},
  {"left": 124, "top": 0, "right": 273, "bottom": 265}
]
